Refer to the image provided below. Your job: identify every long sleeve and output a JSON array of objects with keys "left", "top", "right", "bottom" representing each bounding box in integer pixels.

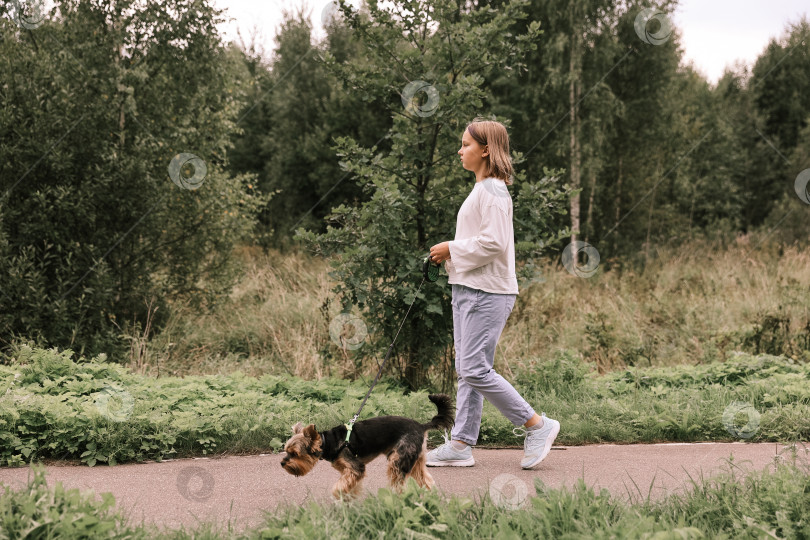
[
  {"left": 445, "top": 180, "right": 519, "bottom": 295},
  {"left": 448, "top": 203, "right": 510, "bottom": 273}
]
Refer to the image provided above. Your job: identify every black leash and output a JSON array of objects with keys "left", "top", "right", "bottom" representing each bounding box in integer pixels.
[{"left": 337, "top": 255, "right": 441, "bottom": 456}]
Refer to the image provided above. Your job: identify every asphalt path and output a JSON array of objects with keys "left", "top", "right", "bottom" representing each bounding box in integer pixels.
[{"left": 0, "top": 443, "right": 805, "bottom": 535}]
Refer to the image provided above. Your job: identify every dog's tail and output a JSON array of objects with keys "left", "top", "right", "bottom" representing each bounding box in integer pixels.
[{"left": 423, "top": 394, "right": 455, "bottom": 431}]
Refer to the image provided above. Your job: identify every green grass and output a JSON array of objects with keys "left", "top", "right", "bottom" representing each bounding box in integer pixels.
[
  {"left": 508, "top": 350, "right": 810, "bottom": 444},
  {"left": 256, "top": 456, "right": 810, "bottom": 539},
  {"left": 3, "top": 455, "right": 809, "bottom": 539},
  {"left": 1, "top": 346, "right": 808, "bottom": 468}
]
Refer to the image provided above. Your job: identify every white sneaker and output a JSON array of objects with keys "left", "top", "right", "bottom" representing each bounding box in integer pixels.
[
  {"left": 516, "top": 413, "right": 560, "bottom": 469},
  {"left": 426, "top": 434, "right": 475, "bottom": 467}
]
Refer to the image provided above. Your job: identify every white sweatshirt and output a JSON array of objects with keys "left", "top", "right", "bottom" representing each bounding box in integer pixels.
[{"left": 446, "top": 178, "right": 519, "bottom": 295}]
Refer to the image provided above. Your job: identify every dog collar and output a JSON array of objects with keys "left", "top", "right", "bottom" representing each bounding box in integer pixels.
[{"left": 317, "top": 424, "right": 358, "bottom": 461}]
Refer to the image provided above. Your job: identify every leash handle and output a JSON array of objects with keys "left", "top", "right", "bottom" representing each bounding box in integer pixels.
[{"left": 423, "top": 255, "right": 440, "bottom": 282}]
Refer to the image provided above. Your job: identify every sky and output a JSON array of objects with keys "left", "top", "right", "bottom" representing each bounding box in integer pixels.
[{"left": 210, "top": 0, "right": 809, "bottom": 84}]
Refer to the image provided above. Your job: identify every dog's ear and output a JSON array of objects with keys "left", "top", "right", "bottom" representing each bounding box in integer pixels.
[
  {"left": 292, "top": 422, "right": 304, "bottom": 435},
  {"left": 303, "top": 424, "right": 318, "bottom": 441}
]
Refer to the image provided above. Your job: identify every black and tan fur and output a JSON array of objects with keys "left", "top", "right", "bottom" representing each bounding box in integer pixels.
[{"left": 280, "top": 394, "right": 454, "bottom": 499}]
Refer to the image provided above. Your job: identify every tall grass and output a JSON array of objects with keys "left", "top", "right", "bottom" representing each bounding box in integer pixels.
[
  {"left": 142, "top": 245, "right": 336, "bottom": 379},
  {"left": 505, "top": 236, "right": 810, "bottom": 375},
  {"left": 130, "top": 237, "right": 810, "bottom": 380}
]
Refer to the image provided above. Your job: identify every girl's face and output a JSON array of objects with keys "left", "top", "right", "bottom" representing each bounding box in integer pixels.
[{"left": 458, "top": 128, "right": 488, "bottom": 174}]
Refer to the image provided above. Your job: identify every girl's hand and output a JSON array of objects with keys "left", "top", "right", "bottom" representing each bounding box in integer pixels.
[{"left": 429, "top": 242, "right": 451, "bottom": 264}]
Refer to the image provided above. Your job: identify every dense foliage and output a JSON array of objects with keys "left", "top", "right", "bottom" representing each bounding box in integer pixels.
[
  {"left": 2, "top": 0, "right": 810, "bottom": 385},
  {"left": 0, "top": 0, "right": 268, "bottom": 358},
  {"left": 1, "top": 346, "right": 807, "bottom": 467}
]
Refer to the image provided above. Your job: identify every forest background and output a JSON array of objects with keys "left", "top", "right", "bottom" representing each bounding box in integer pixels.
[{"left": 2, "top": 0, "right": 810, "bottom": 392}]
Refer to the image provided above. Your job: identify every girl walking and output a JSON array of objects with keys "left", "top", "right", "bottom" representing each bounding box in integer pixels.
[{"left": 426, "top": 118, "right": 560, "bottom": 469}]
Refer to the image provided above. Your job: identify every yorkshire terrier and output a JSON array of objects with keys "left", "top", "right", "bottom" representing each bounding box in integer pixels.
[{"left": 280, "top": 394, "right": 454, "bottom": 499}]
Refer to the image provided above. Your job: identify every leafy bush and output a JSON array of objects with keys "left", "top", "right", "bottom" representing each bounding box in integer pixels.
[
  {"left": 0, "top": 3, "right": 268, "bottom": 360},
  {"left": 605, "top": 352, "right": 806, "bottom": 391},
  {"left": 0, "top": 346, "right": 442, "bottom": 467},
  {"left": 2, "top": 346, "right": 808, "bottom": 468},
  {"left": 295, "top": 0, "right": 572, "bottom": 392},
  {"left": 514, "top": 349, "right": 591, "bottom": 398}
]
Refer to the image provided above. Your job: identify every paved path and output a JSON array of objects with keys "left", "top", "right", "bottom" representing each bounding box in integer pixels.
[{"left": 0, "top": 443, "right": 804, "bottom": 535}]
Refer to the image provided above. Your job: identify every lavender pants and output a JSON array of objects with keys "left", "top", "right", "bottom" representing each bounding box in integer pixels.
[{"left": 450, "top": 284, "right": 535, "bottom": 445}]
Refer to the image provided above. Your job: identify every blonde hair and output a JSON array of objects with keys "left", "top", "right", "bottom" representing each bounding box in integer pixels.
[{"left": 465, "top": 117, "right": 514, "bottom": 185}]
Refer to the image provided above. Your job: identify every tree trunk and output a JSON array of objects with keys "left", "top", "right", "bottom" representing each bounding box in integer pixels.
[
  {"left": 113, "top": 12, "right": 126, "bottom": 149},
  {"left": 585, "top": 170, "right": 596, "bottom": 243},
  {"left": 644, "top": 181, "right": 656, "bottom": 272},
  {"left": 405, "top": 316, "right": 422, "bottom": 390},
  {"left": 613, "top": 154, "right": 622, "bottom": 255},
  {"left": 568, "top": 4, "right": 582, "bottom": 250},
  {"left": 404, "top": 122, "right": 439, "bottom": 390}
]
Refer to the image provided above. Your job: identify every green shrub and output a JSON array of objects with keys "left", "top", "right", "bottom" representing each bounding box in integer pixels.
[
  {"left": 514, "top": 350, "right": 591, "bottom": 398},
  {"left": 259, "top": 459, "right": 810, "bottom": 539},
  {"left": 2, "top": 346, "right": 808, "bottom": 467}
]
